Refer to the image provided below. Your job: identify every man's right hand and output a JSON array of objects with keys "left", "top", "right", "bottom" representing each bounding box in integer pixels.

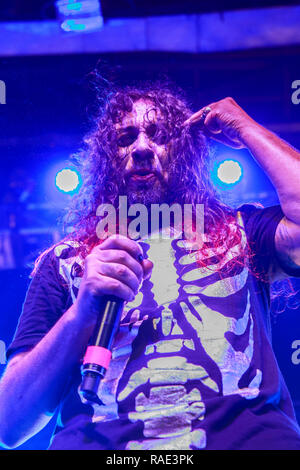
[{"left": 75, "top": 235, "right": 153, "bottom": 325}]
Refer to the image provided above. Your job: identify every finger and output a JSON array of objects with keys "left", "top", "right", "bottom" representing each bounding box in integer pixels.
[
  {"left": 141, "top": 258, "right": 153, "bottom": 280},
  {"left": 183, "top": 110, "right": 203, "bottom": 127},
  {"left": 96, "top": 248, "right": 144, "bottom": 281},
  {"left": 95, "top": 234, "right": 144, "bottom": 262},
  {"left": 183, "top": 104, "right": 215, "bottom": 127},
  {"left": 96, "top": 261, "right": 141, "bottom": 295},
  {"left": 96, "top": 249, "right": 153, "bottom": 282},
  {"left": 95, "top": 274, "right": 136, "bottom": 302},
  {"left": 202, "top": 111, "right": 222, "bottom": 134}
]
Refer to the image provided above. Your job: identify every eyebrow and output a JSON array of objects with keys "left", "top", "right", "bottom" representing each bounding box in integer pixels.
[
  {"left": 118, "top": 121, "right": 160, "bottom": 130},
  {"left": 117, "top": 125, "right": 137, "bottom": 134}
]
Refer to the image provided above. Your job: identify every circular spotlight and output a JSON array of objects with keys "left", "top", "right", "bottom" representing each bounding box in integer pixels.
[
  {"left": 215, "top": 159, "right": 243, "bottom": 186},
  {"left": 55, "top": 168, "right": 81, "bottom": 194}
]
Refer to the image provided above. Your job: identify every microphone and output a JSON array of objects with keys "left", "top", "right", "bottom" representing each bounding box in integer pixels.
[{"left": 80, "top": 295, "right": 124, "bottom": 403}]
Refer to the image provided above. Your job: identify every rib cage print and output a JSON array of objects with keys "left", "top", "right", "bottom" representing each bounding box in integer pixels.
[{"left": 55, "top": 213, "right": 262, "bottom": 450}]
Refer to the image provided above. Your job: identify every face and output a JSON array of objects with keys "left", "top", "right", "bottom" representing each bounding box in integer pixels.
[{"left": 115, "top": 99, "right": 170, "bottom": 206}]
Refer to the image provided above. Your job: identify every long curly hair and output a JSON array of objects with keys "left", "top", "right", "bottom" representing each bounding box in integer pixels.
[{"left": 59, "top": 81, "right": 249, "bottom": 272}]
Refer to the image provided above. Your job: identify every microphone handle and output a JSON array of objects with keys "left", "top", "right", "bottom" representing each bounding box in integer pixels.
[{"left": 80, "top": 295, "right": 124, "bottom": 402}]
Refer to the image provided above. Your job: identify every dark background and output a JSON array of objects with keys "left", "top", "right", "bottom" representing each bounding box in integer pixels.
[{"left": 1, "top": 0, "right": 300, "bottom": 20}]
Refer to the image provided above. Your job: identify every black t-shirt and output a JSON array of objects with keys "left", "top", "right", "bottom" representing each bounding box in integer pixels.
[{"left": 6, "top": 204, "right": 300, "bottom": 450}]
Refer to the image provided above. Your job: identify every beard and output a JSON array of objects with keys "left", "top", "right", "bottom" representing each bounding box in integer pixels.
[
  {"left": 104, "top": 148, "right": 198, "bottom": 213},
  {"left": 122, "top": 176, "right": 168, "bottom": 208}
]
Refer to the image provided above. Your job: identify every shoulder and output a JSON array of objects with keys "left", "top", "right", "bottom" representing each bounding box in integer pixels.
[
  {"left": 32, "top": 239, "right": 84, "bottom": 280},
  {"left": 51, "top": 239, "right": 86, "bottom": 301},
  {"left": 53, "top": 239, "right": 83, "bottom": 260},
  {"left": 235, "top": 203, "right": 285, "bottom": 237},
  {"left": 235, "top": 202, "right": 265, "bottom": 220},
  {"left": 273, "top": 216, "right": 300, "bottom": 280},
  {"left": 236, "top": 203, "right": 300, "bottom": 280}
]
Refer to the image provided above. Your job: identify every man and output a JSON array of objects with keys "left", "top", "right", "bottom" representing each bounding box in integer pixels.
[{"left": 0, "top": 83, "right": 300, "bottom": 450}]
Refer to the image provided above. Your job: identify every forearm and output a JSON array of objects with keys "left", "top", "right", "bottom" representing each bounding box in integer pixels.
[
  {"left": 0, "top": 227, "right": 151, "bottom": 448},
  {"left": 0, "top": 304, "right": 95, "bottom": 448},
  {"left": 240, "top": 122, "right": 300, "bottom": 224}
]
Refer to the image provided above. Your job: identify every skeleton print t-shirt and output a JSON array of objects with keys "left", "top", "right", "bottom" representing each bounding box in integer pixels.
[{"left": 7, "top": 204, "right": 300, "bottom": 450}]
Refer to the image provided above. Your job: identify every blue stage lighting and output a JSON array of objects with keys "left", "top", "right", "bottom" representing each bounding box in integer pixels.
[
  {"left": 55, "top": 0, "right": 103, "bottom": 33},
  {"left": 212, "top": 159, "right": 243, "bottom": 188},
  {"left": 55, "top": 168, "right": 81, "bottom": 194}
]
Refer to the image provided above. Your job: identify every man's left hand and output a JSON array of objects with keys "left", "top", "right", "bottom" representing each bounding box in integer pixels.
[{"left": 183, "top": 97, "right": 257, "bottom": 149}]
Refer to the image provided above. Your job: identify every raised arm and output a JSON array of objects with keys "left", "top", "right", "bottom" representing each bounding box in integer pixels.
[{"left": 184, "top": 97, "right": 300, "bottom": 279}]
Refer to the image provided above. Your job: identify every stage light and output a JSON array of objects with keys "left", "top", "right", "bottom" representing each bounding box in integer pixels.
[
  {"left": 55, "top": 0, "right": 103, "bottom": 33},
  {"left": 211, "top": 158, "right": 243, "bottom": 189},
  {"left": 217, "top": 159, "right": 243, "bottom": 185},
  {"left": 55, "top": 168, "right": 81, "bottom": 194}
]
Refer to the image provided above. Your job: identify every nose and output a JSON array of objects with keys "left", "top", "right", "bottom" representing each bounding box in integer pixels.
[{"left": 132, "top": 131, "right": 154, "bottom": 162}]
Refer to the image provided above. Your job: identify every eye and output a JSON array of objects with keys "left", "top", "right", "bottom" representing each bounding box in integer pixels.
[
  {"left": 146, "top": 123, "right": 158, "bottom": 139},
  {"left": 146, "top": 123, "right": 169, "bottom": 145},
  {"left": 117, "top": 127, "right": 138, "bottom": 147}
]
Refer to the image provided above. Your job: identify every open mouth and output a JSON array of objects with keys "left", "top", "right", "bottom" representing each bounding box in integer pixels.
[{"left": 128, "top": 170, "right": 157, "bottom": 181}]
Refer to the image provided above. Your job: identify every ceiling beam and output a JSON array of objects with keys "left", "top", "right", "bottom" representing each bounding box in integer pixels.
[{"left": 0, "top": 5, "right": 300, "bottom": 57}]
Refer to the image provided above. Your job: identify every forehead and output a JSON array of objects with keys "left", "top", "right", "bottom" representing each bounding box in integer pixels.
[{"left": 116, "top": 99, "right": 161, "bottom": 129}]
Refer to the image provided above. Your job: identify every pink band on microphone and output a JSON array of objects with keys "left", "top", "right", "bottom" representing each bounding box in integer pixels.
[{"left": 83, "top": 345, "right": 112, "bottom": 369}]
